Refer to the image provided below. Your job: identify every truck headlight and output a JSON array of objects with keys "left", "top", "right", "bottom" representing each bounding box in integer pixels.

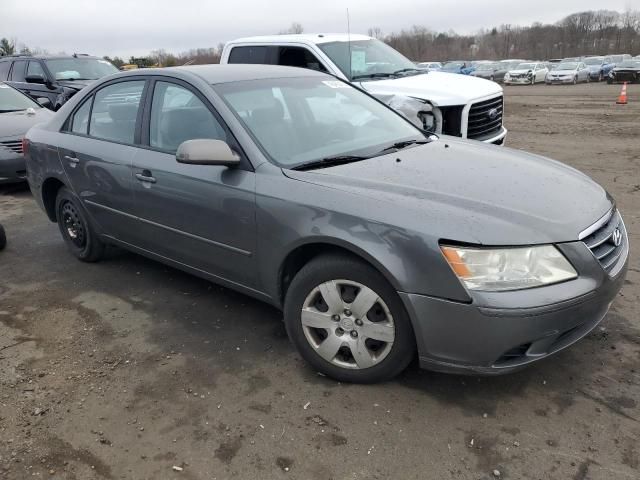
[{"left": 440, "top": 245, "right": 577, "bottom": 292}]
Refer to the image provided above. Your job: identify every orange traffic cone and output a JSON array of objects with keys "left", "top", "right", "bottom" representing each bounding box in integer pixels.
[{"left": 616, "top": 82, "right": 628, "bottom": 105}]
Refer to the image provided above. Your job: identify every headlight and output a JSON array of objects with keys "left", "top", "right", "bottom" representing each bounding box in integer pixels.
[
  {"left": 419, "top": 111, "right": 436, "bottom": 132},
  {"left": 440, "top": 245, "right": 577, "bottom": 292}
]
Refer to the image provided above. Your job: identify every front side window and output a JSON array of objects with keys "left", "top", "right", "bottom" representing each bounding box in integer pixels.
[
  {"left": 318, "top": 39, "right": 418, "bottom": 80},
  {"left": 215, "top": 76, "right": 423, "bottom": 168},
  {"left": 89, "top": 81, "right": 144, "bottom": 144},
  {"left": 149, "top": 81, "right": 226, "bottom": 153},
  {"left": 277, "top": 47, "right": 327, "bottom": 72},
  {"left": 27, "top": 61, "right": 47, "bottom": 78}
]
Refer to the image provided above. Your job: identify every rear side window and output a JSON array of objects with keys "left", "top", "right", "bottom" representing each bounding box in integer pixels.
[
  {"left": 0, "top": 61, "right": 10, "bottom": 80},
  {"left": 277, "top": 47, "right": 327, "bottom": 72},
  {"left": 10, "top": 60, "right": 27, "bottom": 82},
  {"left": 149, "top": 81, "right": 226, "bottom": 153},
  {"left": 70, "top": 97, "right": 92, "bottom": 134},
  {"left": 228, "top": 46, "right": 269, "bottom": 64},
  {"left": 89, "top": 81, "right": 144, "bottom": 144}
]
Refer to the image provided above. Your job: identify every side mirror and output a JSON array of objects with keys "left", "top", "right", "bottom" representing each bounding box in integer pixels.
[
  {"left": 36, "top": 97, "right": 52, "bottom": 109},
  {"left": 176, "top": 139, "right": 240, "bottom": 167},
  {"left": 25, "top": 74, "right": 47, "bottom": 85}
]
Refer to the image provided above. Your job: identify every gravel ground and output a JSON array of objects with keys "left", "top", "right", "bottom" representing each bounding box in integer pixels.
[{"left": 0, "top": 82, "right": 638, "bottom": 480}]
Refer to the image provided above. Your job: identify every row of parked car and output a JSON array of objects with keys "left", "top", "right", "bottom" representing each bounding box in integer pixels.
[{"left": 417, "top": 54, "right": 640, "bottom": 85}]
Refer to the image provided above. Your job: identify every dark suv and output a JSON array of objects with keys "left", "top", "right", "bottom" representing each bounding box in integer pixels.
[{"left": 0, "top": 54, "right": 118, "bottom": 110}]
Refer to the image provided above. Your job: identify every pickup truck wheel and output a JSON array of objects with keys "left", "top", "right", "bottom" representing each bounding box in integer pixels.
[
  {"left": 0, "top": 224, "right": 5, "bottom": 250},
  {"left": 284, "top": 254, "right": 415, "bottom": 383},
  {"left": 55, "top": 187, "right": 105, "bottom": 262}
]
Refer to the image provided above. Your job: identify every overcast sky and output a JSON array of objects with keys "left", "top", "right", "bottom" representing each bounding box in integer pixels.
[{"left": 1, "top": 0, "right": 637, "bottom": 58}]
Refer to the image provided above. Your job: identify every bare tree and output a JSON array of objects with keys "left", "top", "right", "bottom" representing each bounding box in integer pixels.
[{"left": 279, "top": 22, "right": 304, "bottom": 35}]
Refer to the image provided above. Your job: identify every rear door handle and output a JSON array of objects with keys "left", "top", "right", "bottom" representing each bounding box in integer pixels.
[
  {"left": 64, "top": 155, "right": 80, "bottom": 168},
  {"left": 135, "top": 170, "right": 156, "bottom": 184}
]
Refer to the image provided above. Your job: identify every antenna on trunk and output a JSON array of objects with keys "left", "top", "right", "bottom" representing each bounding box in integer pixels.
[{"left": 347, "top": 8, "right": 352, "bottom": 80}]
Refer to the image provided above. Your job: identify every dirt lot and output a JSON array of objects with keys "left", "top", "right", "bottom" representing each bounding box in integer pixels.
[{"left": 0, "top": 82, "right": 638, "bottom": 480}]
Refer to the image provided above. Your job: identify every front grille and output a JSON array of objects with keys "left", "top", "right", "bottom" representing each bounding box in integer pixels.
[
  {"left": 614, "top": 72, "right": 638, "bottom": 83},
  {"left": 582, "top": 210, "right": 627, "bottom": 274},
  {"left": 467, "top": 96, "right": 503, "bottom": 139},
  {"left": 0, "top": 139, "right": 23, "bottom": 154}
]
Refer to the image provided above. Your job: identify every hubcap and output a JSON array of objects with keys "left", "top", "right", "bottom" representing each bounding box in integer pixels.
[
  {"left": 61, "top": 202, "right": 86, "bottom": 248},
  {"left": 300, "top": 280, "right": 395, "bottom": 370}
]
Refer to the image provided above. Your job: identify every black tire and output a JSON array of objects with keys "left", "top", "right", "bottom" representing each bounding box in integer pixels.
[
  {"left": 0, "top": 224, "right": 6, "bottom": 250},
  {"left": 607, "top": 78, "right": 613, "bottom": 85},
  {"left": 284, "top": 254, "right": 416, "bottom": 383},
  {"left": 573, "top": 76, "right": 578, "bottom": 85},
  {"left": 599, "top": 72, "right": 604, "bottom": 82},
  {"left": 55, "top": 187, "right": 105, "bottom": 262}
]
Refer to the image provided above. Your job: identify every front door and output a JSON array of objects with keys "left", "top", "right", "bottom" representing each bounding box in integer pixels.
[
  {"left": 130, "top": 80, "right": 257, "bottom": 288},
  {"left": 58, "top": 79, "right": 145, "bottom": 241}
]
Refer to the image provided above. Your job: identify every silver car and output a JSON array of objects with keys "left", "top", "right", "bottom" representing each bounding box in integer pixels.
[
  {"left": 24, "top": 66, "right": 628, "bottom": 383},
  {"left": 545, "top": 62, "right": 591, "bottom": 84},
  {"left": 0, "top": 83, "right": 54, "bottom": 183}
]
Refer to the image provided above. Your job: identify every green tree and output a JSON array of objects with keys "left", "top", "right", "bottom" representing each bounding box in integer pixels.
[{"left": 0, "top": 38, "right": 16, "bottom": 56}]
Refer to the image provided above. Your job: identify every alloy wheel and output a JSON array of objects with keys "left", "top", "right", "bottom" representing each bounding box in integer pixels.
[{"left": 300, "top": 279, "right": 395, "bottom": 370}]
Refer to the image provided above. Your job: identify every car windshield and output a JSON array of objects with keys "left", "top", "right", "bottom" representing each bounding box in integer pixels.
[
  {"left": 0, "top": 83, "right": 39, "bottom": 112},
  {"left": 215, "top": 76, "right": 425, "bottom": 168},
  {"left": 515, "top": 63, "right": 536, "bottom": 70},
  {"left": 618, "top": 61, "right": 640, "bottom": 68},
  {"left": 477, "top": 63, "right": 497, "bottom": 71},
  {"left": 610, "top": 55, "right": 624, "bottom": 63},
  {"left": 44, "top": 58, "right": 118, "bottom": 81},
  {"left": 584, "top": 57, "right": 604, "bottom": 65},
  {"left": 442, "top": 62, "right": 464, "bottom": 70},
  {"left": 317, "top": 39, "right": 418, "bottom": 81},
  {"left": 557, "top": 62, "right": 578, "bottom": 70}
]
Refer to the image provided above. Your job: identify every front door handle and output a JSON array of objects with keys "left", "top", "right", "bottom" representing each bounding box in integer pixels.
[
  {"left": 135, "top": 170, "right": 156, "bottom": 184},
  {"left": 64, "top": 155, "right": 80, "bottom": 168}
]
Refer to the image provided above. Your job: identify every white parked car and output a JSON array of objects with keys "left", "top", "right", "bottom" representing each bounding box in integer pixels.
[
  {"left": 504, "top": 62, "right": 549, "bottom": 85},
  {"left": 221, "top": 34, "right": 507, "bottom": 145}
]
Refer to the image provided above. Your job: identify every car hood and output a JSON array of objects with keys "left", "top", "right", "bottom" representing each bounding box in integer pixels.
[
  {"left": 284, "top": 138, "right": 611, "bottom": 245},
  {"left": 613, "top": 67, "right": 640, "bottom": 72},
  {"left": 507, "top": 69, "right": 533, "bottom": 75},
  {"left": 0, "top": 108, "right": 55, "bottom": 139},
  {"left": 550, "top": 69, "right": 577, "bottom": 75},
  {"left": 56, "top": 79, "right": 94, "bottom": 90},
  {"left": 356, "top": 72, "right": 502, "bottom": 106}
]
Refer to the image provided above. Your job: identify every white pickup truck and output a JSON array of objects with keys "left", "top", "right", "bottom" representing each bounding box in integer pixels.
[{"left": 220, "top": 34, "right": 507, "bottom": 144}]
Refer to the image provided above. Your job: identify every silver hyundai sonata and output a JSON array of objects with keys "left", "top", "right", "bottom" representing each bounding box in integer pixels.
[{"left": 24, "top": 65, "right": 628, "bottom": 383}]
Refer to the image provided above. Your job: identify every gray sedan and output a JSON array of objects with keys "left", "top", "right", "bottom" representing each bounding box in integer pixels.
[{"left": 24, "top": 65, "right": 628, "bottom": 383}]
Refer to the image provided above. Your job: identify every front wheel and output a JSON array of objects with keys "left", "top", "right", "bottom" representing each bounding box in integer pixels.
[
  {"left": 599, "top": 72, "right": 604, "bottom": 82},
  {"left": 573, "top": 76, "right": 578, "bottom": 85},
  {"left": 55, "top": 187, "right": 105, "bottom": 262},
  {"left": 284, "top": 254, "right": 415, "bottom": 383}
]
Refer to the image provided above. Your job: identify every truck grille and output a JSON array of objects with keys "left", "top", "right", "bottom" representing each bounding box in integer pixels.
[
  {"left": 582, "top": 210, "right": 627, "bottom": 274},
  {"left": 0, "top": 139, "right": 23, "bottom": 154},
  {"left": 467, "top": 96, "right": 503, "bottom": 140}
]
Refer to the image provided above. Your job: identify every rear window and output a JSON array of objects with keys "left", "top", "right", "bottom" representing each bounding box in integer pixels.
[
  {"left": 228, "top": 46, "right": 270, "bottom": 64},
  {"left": 0, "top": 61, "right": 10, "bottom": 81}
]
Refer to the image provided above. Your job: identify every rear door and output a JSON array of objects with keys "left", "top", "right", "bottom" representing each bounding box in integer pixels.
[
  {"left": 57, "top": 78, "right": 146, "bottom": 241},
  {"left": 129, "top": 78, "right": 258, "bottom": 288}
]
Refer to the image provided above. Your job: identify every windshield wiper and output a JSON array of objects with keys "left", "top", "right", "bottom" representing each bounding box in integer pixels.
[
  {"left": 392, "top": 68, "right": 423, "bottom": 75},
  {"left": 291, "top": 155, "right": 369, "bottom": 171},
  {"left": 0, "top": 109, "right": 23, "bottom": 113},
  {"left": 351, "top": 72, "right": 396, "bottom": 80},
  {"left": 377, "top": 139, "right": 431, "bottom": 154}
]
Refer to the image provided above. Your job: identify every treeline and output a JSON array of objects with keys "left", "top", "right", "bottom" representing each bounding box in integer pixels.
[
  {"left": 2, "top": 11, "right": 639, "bottom": 67},
  {"left": 383, "top": 9, "right": 640, "bottom": 61}
]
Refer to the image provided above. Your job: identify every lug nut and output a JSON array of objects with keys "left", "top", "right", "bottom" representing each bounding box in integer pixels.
[
  {"left": 355, "top": 319, "right": 363, "bottom": 326},
  {"left": 350, "top": 331, "right": 358, "bottom": 338},
  {"left": 336, "top": 328, "right": 344, "bottom": 336},
  {"left": 344, "top": 309, "right": 352, "bottom": 316},
  {"left": 332, "top": 314, "right": 340, "bottom": 321}
]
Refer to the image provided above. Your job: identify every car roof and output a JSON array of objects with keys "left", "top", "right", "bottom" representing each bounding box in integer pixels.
[
  {"left": 227, "top": 33, "right": 373, "bottom": 45},
  {"left": 113, "top": 64, "right": 329, "bottom": 84},
  {"left": 0, "top": 54, "right": 102, "bottom": 61}
]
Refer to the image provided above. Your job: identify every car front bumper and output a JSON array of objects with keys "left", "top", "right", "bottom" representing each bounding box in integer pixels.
[
  {"left": 0, "top": 151, "right": 26, "bottom": 184},
  {"left": 400, "top": 239, "right": 629, "bottom": 375},
  {"left": 504, "top": 77, "right": 532, "bottom": 84},
  {"left": 546, "top": 77, "right": 575, "bottom": 84}
]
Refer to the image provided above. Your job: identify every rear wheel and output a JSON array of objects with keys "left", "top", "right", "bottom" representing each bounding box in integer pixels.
[
  {"left": 284, "top": 254, "right": 415, "bottom": 383},
  {"left": 55, "top": 187, "right": 105, "bottom": 262}
]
